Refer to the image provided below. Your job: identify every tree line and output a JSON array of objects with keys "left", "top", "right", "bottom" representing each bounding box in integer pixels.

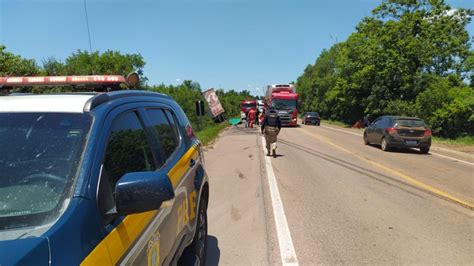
[
  {"left": 0, "top": 45, "right": 254, "bottom": 129},
  {"left": 296, "top": 0, "right": 473, "bottom": 138}
]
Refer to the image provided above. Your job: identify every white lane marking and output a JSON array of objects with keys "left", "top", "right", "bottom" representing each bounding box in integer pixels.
[
  {"left": 320, "top": 125, "right": 362, "bottom": 136},
  {"left": 261, "top": 136, "right": 299, "bottom": 265},
  {"left": 431, "top": 152, "right": 474, "bottom": 166},
  {"left": 320, "top": 124, "right": 474, "bottom": 166}
]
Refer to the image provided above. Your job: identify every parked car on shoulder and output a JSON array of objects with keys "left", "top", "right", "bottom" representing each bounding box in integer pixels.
[
  {"left": 0, "top": 75, "right": 209, "bottom": 265},
  {"left": 302, "top": 112, "right": 321, "bottom": 126},
  {"left": 363, "top": 115, "right": 431, "bottom": 153}
]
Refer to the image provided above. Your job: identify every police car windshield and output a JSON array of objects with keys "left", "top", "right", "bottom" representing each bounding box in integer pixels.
[
  {"left": 0, "top": 113, "right": 92, "bottom": 230},
  {"left": 272, "top": 99, "right": 297, "bottom": 109}
]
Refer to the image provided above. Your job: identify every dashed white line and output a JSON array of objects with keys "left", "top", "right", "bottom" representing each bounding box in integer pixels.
[
  {"left": 261, "top": 136, "right": 299, "bottom": 265},
  {"left": 319, "top": 124, "right": 474, "bottom": 166}
]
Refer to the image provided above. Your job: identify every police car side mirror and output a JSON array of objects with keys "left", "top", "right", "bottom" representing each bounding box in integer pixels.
[{"left": 115, "top": 171, "right": 175, "bottom": 215}]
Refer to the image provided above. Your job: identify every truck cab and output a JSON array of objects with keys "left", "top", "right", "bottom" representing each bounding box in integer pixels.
[
  {"left": 265, "top": 84, "right": 299, "bottom": 126},
  {"left": 240, "top": 100, "right": 257, "bottom": 113}
]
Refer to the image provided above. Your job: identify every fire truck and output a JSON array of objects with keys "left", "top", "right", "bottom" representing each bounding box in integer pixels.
[{"left": 264, "top": 84, "right": 299, "bottom": 126}]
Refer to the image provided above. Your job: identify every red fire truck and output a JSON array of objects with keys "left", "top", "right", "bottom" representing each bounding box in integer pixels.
[{"left": 264, "top": 84, "right": 299, "bottom": 126}]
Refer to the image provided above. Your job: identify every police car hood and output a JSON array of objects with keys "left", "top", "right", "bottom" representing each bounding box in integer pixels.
[{"left": 0, "top": 237, "right": 50, "bottom": 265}]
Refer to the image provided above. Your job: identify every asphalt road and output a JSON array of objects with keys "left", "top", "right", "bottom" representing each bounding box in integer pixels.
[{"left": 204, "top": 122, "right": 474, "bottom": 265}]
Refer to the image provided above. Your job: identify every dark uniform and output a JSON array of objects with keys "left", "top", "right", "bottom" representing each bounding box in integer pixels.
[
  {"left": 255, "top": 108, "right": 260, "bottom": 125},
  {"left": 261, "top": 109, "right": 282, "bottom": 157}
]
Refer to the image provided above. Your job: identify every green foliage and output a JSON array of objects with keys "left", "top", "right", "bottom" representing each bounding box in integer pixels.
[
  {"left": 0, "top": 45, "right": 40, "bottom": 76},
  {"left": 216, "top": 89, "right": 254, "bottom": 118},
  {"left": 433, "top": 136, "right": 474, "bottom": 145},
  {"left": 1, "top": 45, "right": 246, "bottom": 139},
  {"left": 147, "top": 82, "right": 255, "bottom": 130},
  {"left": 63, "top": 50, "right": 148, "bottom": 85},
  {"left": 428, "top": 86, "right": 474, "bottom": 137},
  {"left": 196, "top": 122, "right": 229, "bottom": 146},
  {"left": 147, "top": 81, "right": 213, "bottom": 130},
  {"left": 297, "top": 0, "right": 474, "bottom": 138}
]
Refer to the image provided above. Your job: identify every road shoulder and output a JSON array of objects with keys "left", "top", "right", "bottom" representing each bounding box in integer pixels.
[{"left": 204, "top": 125, "right": 278, "bottom": 265}]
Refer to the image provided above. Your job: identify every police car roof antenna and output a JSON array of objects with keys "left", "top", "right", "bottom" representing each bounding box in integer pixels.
[{"left": 83, "top": 0, "right": 93, "bottom": 54}]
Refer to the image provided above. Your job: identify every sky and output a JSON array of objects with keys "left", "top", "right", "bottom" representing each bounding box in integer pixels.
[{"left": 1, "top": 0, "right": 473, "bottom": 96}]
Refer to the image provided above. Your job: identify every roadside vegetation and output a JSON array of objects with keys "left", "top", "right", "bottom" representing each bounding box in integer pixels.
[
  {"left": 1, "top": 46, "right": 255, "bottom": 143},
  {"left": 297, "top": 0, "right": 473, "bottom": 140},
  {"left": 433, "top": 136, "right": 474, "bottom": 146},
  {"left": 196, "top": 122, "right": 230, "bottom": 146},
  {"left": 321, "top": 119, "right": 349, "bottom": 128}
]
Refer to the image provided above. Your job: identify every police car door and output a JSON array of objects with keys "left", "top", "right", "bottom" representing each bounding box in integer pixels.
[{"left": 123, "top": 107, "right": 198, "bottom": 265}]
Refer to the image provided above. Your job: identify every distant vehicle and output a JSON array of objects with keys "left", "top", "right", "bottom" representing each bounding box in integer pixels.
[
  {"left": 363, "top": 115, "right": 432, "bottom": 153},
  {"left": 257, "top": 100, "right": 264, "bottom": 113},
  {"left": 302, "top": 112, "right": 320, "bottom": 126},
  {"left": 240, "top": 99, "right": 257, "bottom": 113},
  {"left": 265, "top": 84, "right": 299, "bottom": 126},
  {"left": 0, "top": 75, "right": 209, "bottom": 265}
]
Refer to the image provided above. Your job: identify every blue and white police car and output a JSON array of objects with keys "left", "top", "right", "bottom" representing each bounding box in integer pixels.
[{"left": 0, "top": 75, "right": 209, "bottom": 265}]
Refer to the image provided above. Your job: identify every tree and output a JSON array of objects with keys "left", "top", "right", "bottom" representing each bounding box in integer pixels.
[
  {"left": 296, "top": 0, "right": 473, "bottom": 137},
  {"left": 42, "top": 57, "right": 66, "bottom": 76},
  {"left": 0, "top": 45, "right": 40, "bottom": 76},
  {"left": 64, "top": 50, "right": 148, "bottom": 85}
]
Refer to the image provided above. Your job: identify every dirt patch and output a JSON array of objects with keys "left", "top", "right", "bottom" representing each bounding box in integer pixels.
[
  {"left": 231, "top": 205, "right": 242, "bottom": 221},
  {"left": 248, "top": 154, "right": 253, "bottom": 158},
  {"left": 235, "top": 169, "right": 245, "bottom": 179}
]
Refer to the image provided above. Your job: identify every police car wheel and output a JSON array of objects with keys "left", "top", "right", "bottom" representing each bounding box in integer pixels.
[{"left": 182, "top": 197, "right": 207, "bottom": 265}]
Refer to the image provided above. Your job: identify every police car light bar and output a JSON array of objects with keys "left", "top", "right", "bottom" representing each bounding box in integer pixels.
[{"left": 0, "top": 75, "right": 126, "bottom": 87}]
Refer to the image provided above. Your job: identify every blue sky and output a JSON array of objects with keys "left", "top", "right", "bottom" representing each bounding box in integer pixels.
[{"left": 1, "top": 0, "right": 473, "bottom": 96}]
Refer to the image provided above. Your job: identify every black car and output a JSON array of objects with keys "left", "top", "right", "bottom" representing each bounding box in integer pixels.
[
  {"left": 363, "top": 116, "right": 432, "bottom": 153},
  {"left": 302, "top": 112, "right": 321, "bottom": 126}
]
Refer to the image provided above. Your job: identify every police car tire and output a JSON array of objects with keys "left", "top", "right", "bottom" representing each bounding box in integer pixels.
[{"left": 190, "top": 197, "right": 208, "bottom": 265}]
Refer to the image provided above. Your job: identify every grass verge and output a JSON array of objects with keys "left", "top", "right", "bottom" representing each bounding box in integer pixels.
[
  {"left": 321, "top": 119, "right": 350, "bottom": 128},
  {"left": 433, "top": 136, "right": 474, "bottom": 146},
  {"left": 196, "top": 122, "right": 229, "bottom": 146}
]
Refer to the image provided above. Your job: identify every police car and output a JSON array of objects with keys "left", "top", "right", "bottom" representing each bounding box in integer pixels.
[{"left": 0, "top": 75, "right": 209, "bottom": 265}]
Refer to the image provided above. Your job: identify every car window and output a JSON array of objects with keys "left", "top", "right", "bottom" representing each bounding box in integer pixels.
[
  {"left": 164, "top": 109, "right": 181, "bottom": 143},
  {"left": 101, "top": 111, "right": 156, "bottom": 193},
  {"left": 395, "top": 119, "right": 425, "bottom": 127},
  {"left": 146, "top": 109, "right": 179, "bottom": 161},
  {"left": 381, "top": 117, "right": 391, "bottom": 128},
  {"left": 372, "top": 118, "right": 381, "bottom": 127}
]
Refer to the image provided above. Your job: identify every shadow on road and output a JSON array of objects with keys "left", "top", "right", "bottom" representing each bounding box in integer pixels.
[
  {"left": 366, "top": 143, "right": 430, "bottom": 155},
  {"left": 206, "top": 235, "right": 220, "bottom": 266},
  {"left": 271, "top": 154, "right": 285, "bottom": 158}
]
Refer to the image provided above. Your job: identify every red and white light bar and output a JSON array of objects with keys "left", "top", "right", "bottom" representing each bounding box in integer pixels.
[{"left": 0, "top": 75, "right": 126, "bottom": 87}]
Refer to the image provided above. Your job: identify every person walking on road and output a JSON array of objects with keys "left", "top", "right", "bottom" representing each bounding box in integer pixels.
[
  {"left": 248, "top": 108, "right": 257, "bottom": 128},
  {"left": 261, "top": 108, "right": 282, "bottom": 157},
  {"left": 241, "top": 111, "right": 247, "bottom": 126},
  {"left": 245, "top": 110, "right": 250, "bottom": 128}
]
